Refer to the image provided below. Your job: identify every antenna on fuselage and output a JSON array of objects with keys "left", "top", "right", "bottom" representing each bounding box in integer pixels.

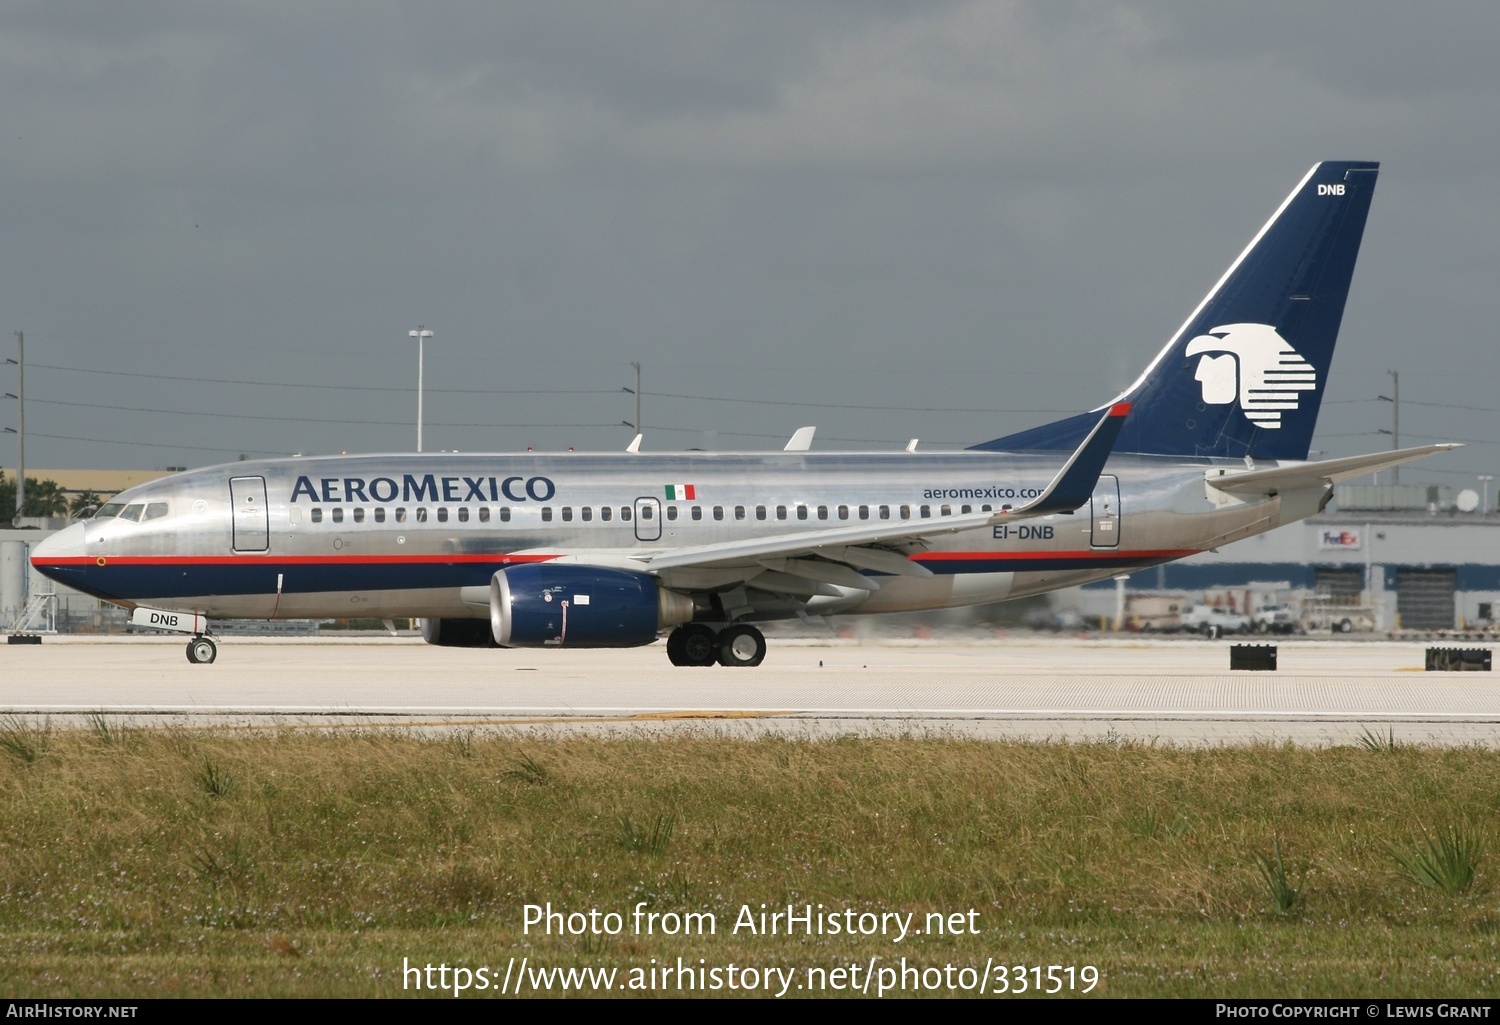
[
  {"left": 906, "top": 439, "right": 919, "bottom": 452},
  {"left": 626, "top": 434, "right": 643, "bottom": 453}
]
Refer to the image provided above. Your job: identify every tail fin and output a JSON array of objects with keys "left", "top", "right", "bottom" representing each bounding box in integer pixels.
[{"left": 973, "top": 161, "right": 1379, "bottom": 460}]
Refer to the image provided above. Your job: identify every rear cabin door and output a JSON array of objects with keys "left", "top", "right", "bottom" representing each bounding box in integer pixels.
[
  {"left": 230, "top": 476, "right": 270, "bottom": 552},
  {"left": 633, "top": 497, "right": 662, "bottom": 542},
  {"left": 1090, "top": 475, "right": 1120, "bottom": 548}
]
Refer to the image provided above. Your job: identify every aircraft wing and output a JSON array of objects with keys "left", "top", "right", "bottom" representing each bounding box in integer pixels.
[
  {"left": 622, "top": 403, "right": 1131, "bottom": 589},
  {"left": 1206, "top": 443, "right": 1461, "bottom": 496}
]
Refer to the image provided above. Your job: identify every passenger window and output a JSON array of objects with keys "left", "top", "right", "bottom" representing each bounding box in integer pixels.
[
  {"left": 641, "top": 505, "right": 653, "bottom": 520},
  {"left": 879, "top": 505, "right": 890, "bottom": 519},
  {"left": 395, "top": 508, "right": 408, "bottom": 523},
  {"left": 713, "top": 506, "right": 724, "bottom": 521},
  {"left": 797, "top": 506, "right": 808, "bottom": 520},
  {"left": 120, "top": 504, "right": 145, "bottom": 522},
  {"left": 920, "top": 505, "right": 931, "bottom": 518},
  {"left": 941, "top": 505, "right": 952, "bottom": 516},
  {"left": 561, "top": 507, "right": 573, "bottom": 522},
  {"left": 478, "top": 507, "right": 491, "bottom": 523},
  {"left": 859, "top": 505, "right": 869, "bottom": 520},
  {"left": 817, "top": 506, "right": 828, "bottom": 520},
  {"left": 542, "top": 507, "right": 553, "bottom": 522},
  {"left": 734, "top": 506, "right": 746, "bottom": 520},
  {"left": 331, "top": 508, "right": 344, "bottom": 523},
  {"left": 981, "top": 504, "right": 992, "bottom": 513},
  {"left": 416, "top": 507, "right": 429, "bottom": 522},
  {"left": 961, "top": 505, "right": 972, "bottom": 515},
  {"left": 440, "top": 508, "right": 452, "bottom": 522},
  {"left": 457, "top": 507, "right": 469, "bottom": 522},
  {"left": 756, "top": 506, "right": 767, "bottom": 521},
  {"left": 374, "top": 508, "right": 386, "bottom": 523},
  {"left": 500, "top": 508, "right": 511, "bottom": 522},
  {"left": 665, "top": 506, "right": 676, "bottom": 521},
  {"left": 838, "top": 505, "right": 849, "bottom": 520},
  {"left": 691, "top": 506, "right": 702, "bottom": 521},
  {"left": 352, "top": 508, "right": 365, "bottom": 523},
  {"left": 581, "top": 507, "right": 593, "bottom": 522},
  {"left": 900, "top": 505, "right": 911, "bottom": 519},
  {"left": 621, "top": 507, "right": 632, "bottom": 521},
  {"left": 311, "top": 508, "right": 323, "bottom": 523},
  {"left": 776, "top": 506, "right": 787, "bottom": 520},
  {"left": 601, "top": 506, "right": 613, "bottom": 522},
  {"left": 143, "top": 502, "right": 170, "bottom": 521}
]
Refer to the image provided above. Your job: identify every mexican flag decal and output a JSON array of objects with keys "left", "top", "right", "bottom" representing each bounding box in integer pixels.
[{"left": 664, "top": 484, "right": 697, "bottom": 501}]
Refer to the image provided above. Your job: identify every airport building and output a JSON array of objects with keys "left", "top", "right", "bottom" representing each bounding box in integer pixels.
[{"left": 1073, "top": 485, "right": 1500, "bottom": 632}]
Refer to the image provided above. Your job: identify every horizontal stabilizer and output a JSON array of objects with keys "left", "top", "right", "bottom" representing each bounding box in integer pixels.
[{"left": 1206, "top": 444, "right": 1461, "bottom": 496}]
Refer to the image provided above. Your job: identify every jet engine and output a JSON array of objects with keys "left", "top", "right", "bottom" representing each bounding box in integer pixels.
[
  {"left": 490, "top": 564, "right": 694, "bottom": 648},
  {"left": 419, "top": 617, "right": 498, "bottom": 648}
]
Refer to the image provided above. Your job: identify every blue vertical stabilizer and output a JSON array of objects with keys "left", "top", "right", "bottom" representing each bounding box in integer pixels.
[{"left": 973, "top": 161, "right": 1379, "bottom": 460}]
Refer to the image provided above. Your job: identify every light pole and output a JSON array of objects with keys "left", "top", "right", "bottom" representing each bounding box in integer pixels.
[
  {"left": 1377, "top": 370, "right": 1399, "bottom": 485},
  {"left": 5, "top": 331, "right": 20, "bottom": 525},
  {"left": 1480, "top": 475, "right": 1494, "bottom": 516},
  {"left": 409, "top": 326, "right": 433, "bottom": 452}
]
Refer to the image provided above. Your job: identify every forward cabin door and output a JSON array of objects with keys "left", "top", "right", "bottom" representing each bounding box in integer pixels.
[
  {"left": 230, "top": 476, "right": 270, "bottom": 552},
  {"left": 1090, "top": 475, "right": 1120, "bottom": 548}
]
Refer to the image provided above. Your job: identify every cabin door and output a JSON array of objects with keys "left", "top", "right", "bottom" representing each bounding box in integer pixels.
[
  {"left": 1090, "top": 475, "right": 1120, "bottom": 548},
  {"left": 230, "top": 476, "right": 270, "bottom": 552}
]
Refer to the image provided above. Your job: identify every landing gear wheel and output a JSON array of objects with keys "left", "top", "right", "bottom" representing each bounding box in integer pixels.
[
  {"left": 667, "top": 624, "right": 718, "bottom": 666},
  {"left": 186, "top": 636, "right": 218, "bottom": 664},
  {"left": 716, "top": 624, "right": 766, "bottom": 667}
]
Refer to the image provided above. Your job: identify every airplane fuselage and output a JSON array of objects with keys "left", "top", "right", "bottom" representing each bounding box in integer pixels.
[{"left": 35, "top": 449, "right": 1297, "bottom": 622}]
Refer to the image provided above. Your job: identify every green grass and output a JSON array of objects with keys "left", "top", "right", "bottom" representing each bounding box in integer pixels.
[{"left": 0, "top": 728, "right": 1497, "bottom": 997}]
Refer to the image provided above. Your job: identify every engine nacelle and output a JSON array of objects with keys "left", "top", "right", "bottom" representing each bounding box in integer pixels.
[
  {"left": 419, "top": 617, "right": 498, "bottom": 648},
  {"left": 490, "top": 565, "right": 694, "bottom": 648}
]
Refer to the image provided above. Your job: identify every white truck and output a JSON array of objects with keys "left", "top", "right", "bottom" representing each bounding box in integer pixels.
[{"left": 1180, "top": 605, "right": 1252, "bottom": 638}]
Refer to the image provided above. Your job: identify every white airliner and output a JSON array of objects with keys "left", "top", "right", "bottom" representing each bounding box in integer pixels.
[{"left": 31, "top": 161, "right": 1456, "bottom": 665}]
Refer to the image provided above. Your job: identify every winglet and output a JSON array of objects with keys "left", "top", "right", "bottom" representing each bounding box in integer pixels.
[{"left": 992, "top": 403, "right": 1129, "bottom": 520}]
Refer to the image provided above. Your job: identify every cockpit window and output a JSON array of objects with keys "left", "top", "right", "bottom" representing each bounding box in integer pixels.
[
  {"left": 119, "top": 504, "right": 145, "bottom": 522},
  {"left": 142, "top": 502, "right": 170, "bottom": 521},
  {"left": 95, "top": 503, "right": 125, "bottom": 520}
]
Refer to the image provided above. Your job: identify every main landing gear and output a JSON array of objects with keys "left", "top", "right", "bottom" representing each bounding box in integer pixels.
[
  {"left": 186, "top": 635, "right": 218, "bottom": 664},
  {"left": 665, "top": 623, "right": 766, "bottom": 667}
]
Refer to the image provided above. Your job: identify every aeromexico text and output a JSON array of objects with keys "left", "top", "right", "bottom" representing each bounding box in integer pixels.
[
  {"left": 288, "top": 474, "right": 1029, "bottom": 505},
  {"left": 290, "top": 475, "right": 556, "bottom": 504}
]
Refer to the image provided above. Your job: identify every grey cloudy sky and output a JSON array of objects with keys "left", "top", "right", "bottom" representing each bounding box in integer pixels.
[{"left": 1, "top": 2, "right": 1496, "bottom": 489}]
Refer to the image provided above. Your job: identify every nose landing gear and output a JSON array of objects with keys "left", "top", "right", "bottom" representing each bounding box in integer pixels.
[{"left": 186, "top": 635, "right": 218, "bottom": 664}]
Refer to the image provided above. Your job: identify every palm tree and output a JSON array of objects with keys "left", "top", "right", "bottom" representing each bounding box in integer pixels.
[{"left": 21, "top": 478, "right": 69, "bottom": 518}]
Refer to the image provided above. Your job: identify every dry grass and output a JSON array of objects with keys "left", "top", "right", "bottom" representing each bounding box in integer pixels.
[{"left": 0, "top": 728, "right": 1497, "bottom": 997}]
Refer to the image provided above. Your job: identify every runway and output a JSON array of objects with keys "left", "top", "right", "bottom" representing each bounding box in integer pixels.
[{"left": 3, "top": 634, "right": 1499, "bottom": 746}]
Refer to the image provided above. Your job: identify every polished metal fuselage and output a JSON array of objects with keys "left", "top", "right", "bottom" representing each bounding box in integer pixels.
[{"left": 36, "top": 449, "right": 1308, "bottom": 622}]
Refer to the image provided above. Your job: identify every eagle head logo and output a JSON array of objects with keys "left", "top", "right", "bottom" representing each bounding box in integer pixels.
[{"left": 1184, "top": 323, "right": 1317, "bottom": 429}]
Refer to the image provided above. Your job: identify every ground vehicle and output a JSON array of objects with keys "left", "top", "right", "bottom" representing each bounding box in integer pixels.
[
  {"left": 1301, "top": 600, "right": 1377, "bottom": 634},
  {"left": 1252, "top": 603, "right": 1300, "bottom": 634},
  {"left": 1181, "top": 605, "right": 1251, "bottom": 637}
]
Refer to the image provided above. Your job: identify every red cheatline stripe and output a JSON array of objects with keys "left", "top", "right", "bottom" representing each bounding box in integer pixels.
[{"left": 913, "top": 549, "right": 1194, "bottom": 562}]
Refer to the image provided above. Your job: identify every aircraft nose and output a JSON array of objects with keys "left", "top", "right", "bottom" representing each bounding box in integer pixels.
[{"left": 31, "top": 522, "right": 88, "bottom": 563}]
